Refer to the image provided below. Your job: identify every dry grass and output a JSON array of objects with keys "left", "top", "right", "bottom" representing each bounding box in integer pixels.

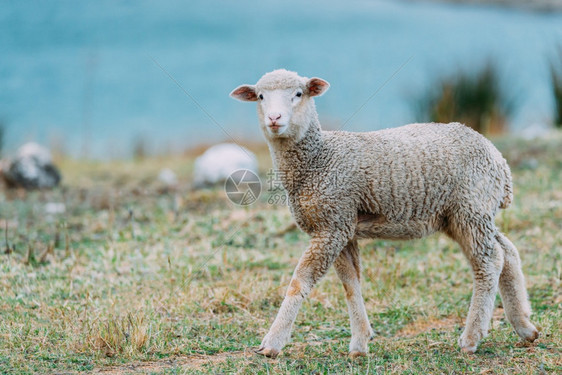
[
  {"left": 0, "top": 134, "right": 561, "bottom": 374},
  {"left": 86, "top": 313, "right": 151, "bottom": 358}
]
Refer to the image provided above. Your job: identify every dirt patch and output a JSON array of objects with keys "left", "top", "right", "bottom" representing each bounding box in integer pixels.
[
  {"left": 396, "top": 316, "right": 460, "bottom": 337},
  {"left": 94, "top": 350, "right": 254, "bottom": 374},
  {"left": 94, "top": 340, "right": 337, "bottom": 374},
  {"left": 396, "top": 308, "right": 509, "bottom": 337}
]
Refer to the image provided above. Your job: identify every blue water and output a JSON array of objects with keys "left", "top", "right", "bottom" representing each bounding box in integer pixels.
[{"left": 1, "top": 0, "right": 561, "bottom": 157}]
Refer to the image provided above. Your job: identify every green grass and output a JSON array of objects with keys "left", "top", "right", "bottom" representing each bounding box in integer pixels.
[{"left": 0, "top": 134, "right": 561, "bottom": 374}]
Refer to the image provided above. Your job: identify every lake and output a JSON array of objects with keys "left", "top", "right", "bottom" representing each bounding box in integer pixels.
[{"left": 1, "top": 0, "right": 561, "bottom": 157}]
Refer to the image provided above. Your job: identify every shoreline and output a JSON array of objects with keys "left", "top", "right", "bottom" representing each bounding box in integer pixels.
[{"left": 418, "top": 0, "right": 562, "bottom": 12}]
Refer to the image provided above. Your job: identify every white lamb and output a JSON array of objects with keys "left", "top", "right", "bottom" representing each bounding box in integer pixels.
[{"left": 230, "top": 69, "right": 538, "bottom": 358}]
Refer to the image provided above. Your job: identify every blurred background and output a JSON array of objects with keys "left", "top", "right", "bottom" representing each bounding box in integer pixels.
[
  {"left": 1, "top": 0, "right": 562, "bottom": 159},
  {"left": 1, "top": 3, "right": 562, "bottom": 371}
]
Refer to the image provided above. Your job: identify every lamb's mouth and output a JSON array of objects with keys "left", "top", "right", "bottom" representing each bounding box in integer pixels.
[{"left": 268, "top": 124, "right": 285, "bottom": 132}]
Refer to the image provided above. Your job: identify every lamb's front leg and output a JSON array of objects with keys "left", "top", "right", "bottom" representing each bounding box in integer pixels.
[{"left": 256, "top": 235, "right": 346, "bottom": 358}]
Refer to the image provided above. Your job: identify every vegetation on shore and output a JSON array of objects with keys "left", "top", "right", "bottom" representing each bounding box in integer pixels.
[
  {"left": 550, "top": 48, "right": 562, "bottom": 128},
  {"left": 414, "top": 62, "right": 514, "bottom": 135}
]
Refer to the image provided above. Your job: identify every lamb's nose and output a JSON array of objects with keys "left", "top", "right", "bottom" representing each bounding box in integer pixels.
[{"left": 268, "top": 114, "right": 281, "bottom": 123}]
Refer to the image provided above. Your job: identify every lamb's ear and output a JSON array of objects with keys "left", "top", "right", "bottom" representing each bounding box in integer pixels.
[
  {"left": 230, "top": 85, "right": 258, "bottom": 102},
  {"left": 306, "top": 78, "right": 330, "bottom": 97}
]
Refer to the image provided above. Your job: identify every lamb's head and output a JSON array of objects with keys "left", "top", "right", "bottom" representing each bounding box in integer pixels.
[{"left": 230, "top": 69, "right": 330, "bottom": 141}]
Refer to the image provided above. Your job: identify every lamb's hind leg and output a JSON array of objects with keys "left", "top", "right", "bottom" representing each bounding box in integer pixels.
[
  {"left": 333, "top": 239, "right": 373, "bottom": 358},
  {"left": 449, "top": 219, "right": 503, "bottom": 353},
  {"left": 496, "top": 233, "right": 538, "bottom": 342}
]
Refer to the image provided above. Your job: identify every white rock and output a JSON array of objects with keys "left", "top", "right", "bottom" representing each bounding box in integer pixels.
[
  {"left": 158, "top": 168, "right": 178, "bottom": 186},
  {"left": 193, "top": 143, "right": 258, "bottom": 188},
  {"left": 18, "top": 143, "right": 53, "bottom": 165},
  {"left": 2, "top": 143, "right": 61, "bottom": 189}
]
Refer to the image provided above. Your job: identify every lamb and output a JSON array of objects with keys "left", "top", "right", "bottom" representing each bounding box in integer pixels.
[{"left": 230, "top": 69, "right": 538, "bottom": 358}]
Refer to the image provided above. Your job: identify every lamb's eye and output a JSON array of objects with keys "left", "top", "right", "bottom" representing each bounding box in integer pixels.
[
  {"left": 296, "top": 92, "right": 302, "bottom": 97},
  {"left": 259, "top": 94, "right": 264, "bottom": 100}
]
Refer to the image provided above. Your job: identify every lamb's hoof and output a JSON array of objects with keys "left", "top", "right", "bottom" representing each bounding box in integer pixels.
[
  {"left": 460, "top": 345, "right": 477, "bottom": 354},
  {"left": 254, "top": 346, "right": 280, "bottom": 359},
  {"left": 348, "top": 351, "right": 367, "bottom": 359},
  {"left": 517, "top": 325, "right": 539, "bottom": 343},
  {"left": 458, "top": 334, "right": 478, "bottom": 354}
]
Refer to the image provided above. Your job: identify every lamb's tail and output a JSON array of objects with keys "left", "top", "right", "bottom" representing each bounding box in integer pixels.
[{"left": 500, "top": 164, "right": 513, "bottom": 209}]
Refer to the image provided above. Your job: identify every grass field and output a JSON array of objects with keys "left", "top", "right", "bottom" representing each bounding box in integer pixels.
[{"left": 0, "top": 133, "right": 561, "bottom": 374}]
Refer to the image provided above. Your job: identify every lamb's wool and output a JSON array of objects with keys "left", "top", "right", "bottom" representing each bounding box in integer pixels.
[
  {"left": 256, "top": 69, "right": 308, "bottom": 91},
  {"left": 272, "top": 122, "right": 512, "bottom": 240}
]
